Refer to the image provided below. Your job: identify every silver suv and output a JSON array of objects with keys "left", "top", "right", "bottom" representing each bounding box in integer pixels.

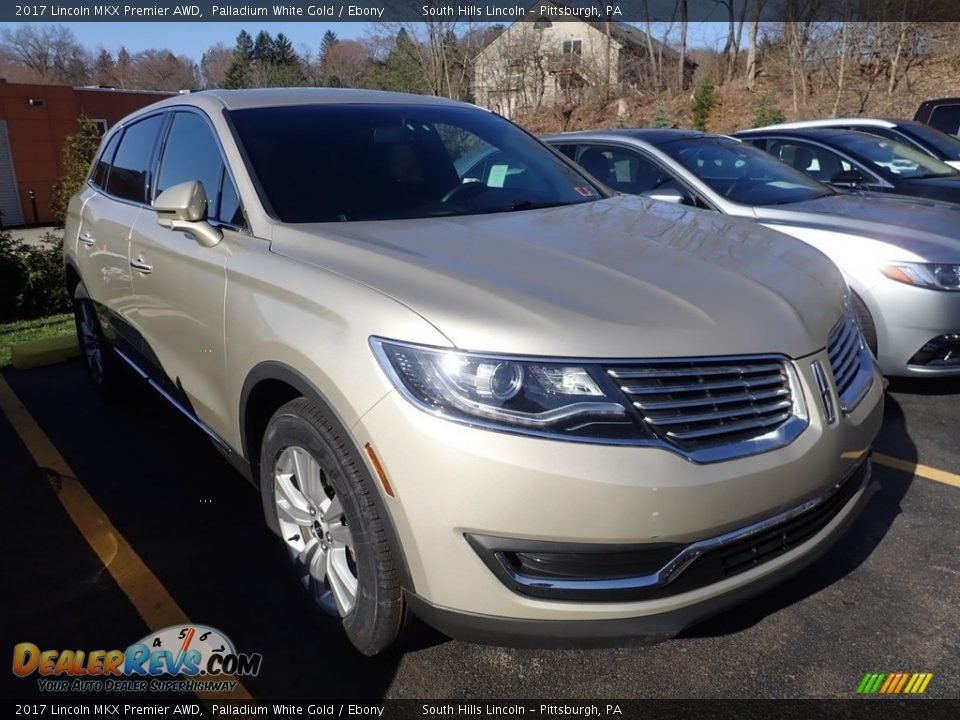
[{"left": 65, "top": 89, "right": 884, "bottom": 655}]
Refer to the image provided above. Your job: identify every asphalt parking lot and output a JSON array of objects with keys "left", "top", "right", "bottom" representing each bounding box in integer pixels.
[{"left": 1, "top": 360, "right": 958, "bottom": 701}]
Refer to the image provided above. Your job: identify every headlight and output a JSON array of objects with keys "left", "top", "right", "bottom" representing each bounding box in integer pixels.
[
  {"left": 881, "top": 262, "right": 960, "bottom": 291},
  {"left": 370, "top": 338, "right": 644, "bottom": 441}
]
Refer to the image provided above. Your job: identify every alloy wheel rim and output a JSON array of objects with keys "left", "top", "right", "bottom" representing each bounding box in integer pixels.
[
  {"left": 78, "top": 301, "right": 104, "bottom": 384},
  {"left": 273, "top": 445, "right": 358, "bottom": 617}
]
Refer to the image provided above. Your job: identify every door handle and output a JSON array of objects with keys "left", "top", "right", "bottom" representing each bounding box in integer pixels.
[
  {"left": 130, "top": 258, "right": 153, "bottom": 274},
  {"left": 79, "top": 231, "right": 96, "bottom": 246}
]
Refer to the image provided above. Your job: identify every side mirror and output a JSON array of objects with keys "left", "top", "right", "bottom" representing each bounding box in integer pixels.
[
  {"left": 153, "top": 180, "right": 222, "bottom": 248},
  {"left": 829, "top": 169, "right": 865, "bottom": 187},
  {"left": 641, "top": 187, "right": 685, "bottom": 204}
]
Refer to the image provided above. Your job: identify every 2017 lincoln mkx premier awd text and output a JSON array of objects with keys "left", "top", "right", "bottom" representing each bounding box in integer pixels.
[{"left": 64, "top": 89, "right": 884, "bottom": 655}]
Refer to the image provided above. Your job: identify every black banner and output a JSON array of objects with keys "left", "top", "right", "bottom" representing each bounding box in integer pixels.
[
  {"left": 4, "top": 700, "right": 960, "bottom": 720},
  {"left": 4, "top": 0, "right": 960, "bottom": 24}
]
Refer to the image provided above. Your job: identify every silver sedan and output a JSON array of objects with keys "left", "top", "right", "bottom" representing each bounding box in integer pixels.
[{"left": 542, "top": 129, "right": 960, "bottom": 377}]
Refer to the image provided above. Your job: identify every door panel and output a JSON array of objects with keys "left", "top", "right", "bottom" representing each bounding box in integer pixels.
[
  {"left": 128, "top": 215, "right": 231, "bottom": 436},
  {"left": 75, "top": 191, "right": 140, "bottom": 351}
]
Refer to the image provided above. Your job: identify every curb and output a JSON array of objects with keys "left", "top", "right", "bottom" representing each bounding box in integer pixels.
[{"left": 10, "top": 334, "right": 80, "bottom": 370}]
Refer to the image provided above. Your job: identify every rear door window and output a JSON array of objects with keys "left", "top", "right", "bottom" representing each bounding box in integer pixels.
[
  {"left": 91, "top": 132, "right": 120, "bottom": 189},
  {"left": 928, "top": 105, "right": 960, "bottom": 136},
  {"left": 106, "top": 114, "right": 165, "bottom": 203}
]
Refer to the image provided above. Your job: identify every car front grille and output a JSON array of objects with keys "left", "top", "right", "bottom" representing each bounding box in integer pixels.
[
  {"left": 828, "top": 309, "right": 863, "bottom": 400},
  {"left": 607, "top": 358, "right": 795, "bottom": 453}
]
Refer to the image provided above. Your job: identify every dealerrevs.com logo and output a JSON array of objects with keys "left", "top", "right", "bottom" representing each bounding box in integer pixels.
[{"left": 12, "top": 625, "right": 261, "bottom": 693}]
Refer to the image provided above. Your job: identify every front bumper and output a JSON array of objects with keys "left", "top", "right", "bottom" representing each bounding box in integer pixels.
[
  {"left": 407, "top": 462, "right": 874, "bottom": 647},
  {"left": 352, "top": 346, "right": 884, "bottom": 633},
  {"left": 867, "top": 280, "right": 960, "bottom": 376}
]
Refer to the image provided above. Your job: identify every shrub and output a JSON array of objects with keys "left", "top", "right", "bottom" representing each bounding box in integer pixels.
[
  {"left": 51, "top": 116, "right": 101, "bottom": 226},
  {"left": 751, "top": 91, "right": 786, "bottom": 128},
  {"left": 691, "top": 77, "right": 715, "bottom": 131},
  {"left": 0, "top": 228, "right": 70, "bottom": 322},
  {"left": 651, "top": 104, "right": 671, "bottom": 128}
]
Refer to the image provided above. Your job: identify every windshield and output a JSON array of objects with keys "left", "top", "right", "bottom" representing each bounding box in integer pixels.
[
  {"left": 833, "top": 133, "right": 957, "bottom": 179},
  {"left": 658, "top": 137, "right": 832, "bottom": 206},
  {"left": 228, "top": 104, "right": 601, "bottom": 223},
  {"left": 902, "top": 122, "right": 960, "bottom": 161}
]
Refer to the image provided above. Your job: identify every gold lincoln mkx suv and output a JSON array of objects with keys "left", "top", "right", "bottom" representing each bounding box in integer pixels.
[{"left": 64, "top": 89, "right": 884, "bottom": 655}]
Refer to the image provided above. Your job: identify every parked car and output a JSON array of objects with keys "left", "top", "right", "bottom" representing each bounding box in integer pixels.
[
  {"left": 543, "top": 129, "right": 960, "bottom": 376},
  {"left": 734, "top": 127, "right": 960, "bottom": 203},
  {"left": 65, "top": 89, "right": 883, "bottom": 655},
  {"left": 915, "top": 97, "right": 960, "bottom": 137},
  {"left": 741, "top": 118, "right": 960, "bottom": 170}
]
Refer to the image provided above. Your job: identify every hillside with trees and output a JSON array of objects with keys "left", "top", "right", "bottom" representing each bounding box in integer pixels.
[{"left": 3, "top": 19, "right": 960, "bottom": 133}]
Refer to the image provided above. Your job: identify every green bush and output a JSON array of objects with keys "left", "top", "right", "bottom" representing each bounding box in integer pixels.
[
  {"left": 751, "top": 91, "right": 786, "bottom": 128},
  {"left": 691, "top": 77, "right": 715, "bottom": 132},
  {"left": 51, "top": 116, "right": 101, "bottom": 225},
  {"left": 0, "top": 228, "right": 70, "bottom": 323},
  {"left": 651, "top": 104, "right": 671, "bottom": 128}
]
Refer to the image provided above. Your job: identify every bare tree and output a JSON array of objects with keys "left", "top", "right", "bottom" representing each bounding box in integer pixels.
[
  {"left": 1, "top": 25, "right": 89, "bottom": 84},
  {"left": 678, "top": 0, "right": 689, "bottom": 91},
  {"left": 130, "top": 49, "right": 198, "bottom": 91},
  {"left": 200, "top": 43, "right": 233, "bottom": 89},
  {"left": 745, "top": 0, "right": 768, "bottom": 90}
]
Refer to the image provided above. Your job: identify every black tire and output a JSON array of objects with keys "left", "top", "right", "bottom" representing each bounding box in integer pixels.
[
  {"left": 73, "top": 281, "right": 125, "bottom": 401},
  {"left": 260, "top": 397, "right": 406, "bottom": 656},
  {"left": 851, "top": 292, "right": 878, "bottom": 357}
]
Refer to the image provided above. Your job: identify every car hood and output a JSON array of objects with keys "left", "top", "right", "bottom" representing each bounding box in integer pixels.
[
  {"left": 269, "top": 195, "right": 843, "bottom": 358},
  {"left": 755, "top": 193, "right": 960, "bottom": 261}
]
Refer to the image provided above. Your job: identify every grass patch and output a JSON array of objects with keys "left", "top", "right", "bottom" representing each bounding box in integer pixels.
[{"left": 0, "top": 313, "right": 74, "bottom": 368}]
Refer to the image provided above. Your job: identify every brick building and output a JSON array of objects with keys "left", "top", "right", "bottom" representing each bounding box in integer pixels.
[{"left": 0, "top": 82, "right": 175, "bottom": 226}]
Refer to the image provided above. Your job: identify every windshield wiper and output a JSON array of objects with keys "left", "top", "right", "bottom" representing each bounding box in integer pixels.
[{"left": 507, "top": 200, "right": 571, "bottom": 211}]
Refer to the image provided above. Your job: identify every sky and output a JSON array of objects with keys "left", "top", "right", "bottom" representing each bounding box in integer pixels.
[{"left": 0, "top": 21, "right": 733, "bottom": 61}]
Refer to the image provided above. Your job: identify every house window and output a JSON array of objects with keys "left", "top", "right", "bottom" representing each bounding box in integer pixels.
[
  {"left": 91, "top": 118, "right": 108, "bottom": 136},
  {"left": 507, "top": 58, "right": 523, "bottom": 78},
  {"left": 562, "top": 40, "right": 582, "bottom": 56}
]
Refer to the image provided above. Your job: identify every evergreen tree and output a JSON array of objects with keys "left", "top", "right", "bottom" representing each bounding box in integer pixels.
[
  {"left": 253, "top": 31, "right": 275, "bottom": 63},
  {"left": 273, "top": 33, "right": 297, "bottom": 66},
  {"left": 319, "top": 29, "right": 338, "bottom": 68},
  {"left": 691, "top": 77, "right": 715, "bottom": 131},
  {"left": 751, "top": 91, "right": 786, "bottom": 128},
  {"left": 369, "top": 29, "right": 426, "bottom": 94},
  {"left": 222, "top": 30, "right": 253, "bottom": 89},
  {"left": 651, "top": 104, "right": 671, "bottom": 128}
]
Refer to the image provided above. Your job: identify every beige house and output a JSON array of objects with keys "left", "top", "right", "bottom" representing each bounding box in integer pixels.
[{"left": 474, "top": 2, "right": 696, "bottom": 119}]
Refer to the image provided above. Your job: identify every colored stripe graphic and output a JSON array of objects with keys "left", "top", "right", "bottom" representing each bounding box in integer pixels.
[{"left": 857, "top": 672, "right": 933, "bottom": 694}]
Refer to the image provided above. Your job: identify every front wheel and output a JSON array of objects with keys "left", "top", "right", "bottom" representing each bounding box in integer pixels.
[{"left": 260, "top": 398, "right": 407, "bottom": 656}]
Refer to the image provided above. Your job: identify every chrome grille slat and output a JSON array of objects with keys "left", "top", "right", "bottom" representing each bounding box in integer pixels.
[
  {"left": 621, "top": 373, "right": 784, "bottom": 395},
  {"left": 608, "top": 363, "right": 782, "bottom": 380},
  {"left": 664, "top": 411, "right": 793, "bottom": 441},
  {"left": 607, "top": 357, "right": 795, "bottom": 452},
  {"left": 828, "top": 308, "right": 865, "bottom": 401},
  {"left": 643, "top": 399, "right": 793, "bottom": 427},
  {"left": 636, "top": 387, "right": 790, "bottom": 411}
]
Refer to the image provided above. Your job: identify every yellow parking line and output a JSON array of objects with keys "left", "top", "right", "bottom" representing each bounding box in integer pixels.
[
  {"left": 873, "top": 453, "right": 960, "bottom": 490},
  {"left": 0, "top": 375, "right": 253, "bottom": 702}
]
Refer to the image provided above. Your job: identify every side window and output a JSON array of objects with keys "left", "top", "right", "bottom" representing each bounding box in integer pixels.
[
  {"left": 91, "top": 132, "right": 120, "bottom": 189},
  {"left": 575, "top": 145, "right": 673, "bottom": 195},
  {"left": 106, "top": 114, "right": 165, "bottom": 203},
  {"left": 928, "top": 105, "right": 960, "bottom": 136},
  {"left": 156, "top": 112, "right": 227, "bottom": 222},
  {"left": 768, "top": 140, "right": 852, "bottom": 182},
  {"left": 553, "top": 144, "right": 578, "bottom": 161}
]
